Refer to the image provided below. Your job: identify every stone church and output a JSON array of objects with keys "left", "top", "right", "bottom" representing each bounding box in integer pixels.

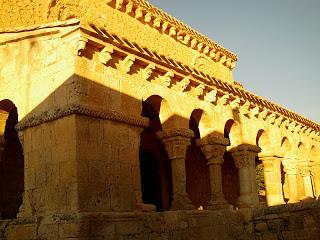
[{"left": 0, "top": 0, "right": 319, "bottom": 239}]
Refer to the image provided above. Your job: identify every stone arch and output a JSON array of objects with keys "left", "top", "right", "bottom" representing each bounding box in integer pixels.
[
  {"left": 186, "top": 109, "right": 211, "bottom": 208},
  {"left": 224, "top": 119, "right": 242, "bottom": 147},
  {"left": 139, "top": 95, "right": 173, "bottom": 211},
  {"left": 256, "top": 129, "right": 271, "bottom": 155},
  {"left": 297, "top": 142, "right": 308, "bottom": 162},
  {"left": 0, "top": 99, "right": 24, "bottom": 219},
  {"left": 222, "top": 119, "right": 240, "bottom": 205},
  {"left": 281, "top": 137, "right": 292, "bottom": 157},
  {"left": 310, "top": 146, "right": 318, "bottom": 162}
]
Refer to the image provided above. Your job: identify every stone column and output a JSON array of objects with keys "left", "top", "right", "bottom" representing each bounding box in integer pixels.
[
  {"left": 157, "top": 128, "right": 194, "bottom": 210},
  {"left": 260, "top": 156, "right": 285, "bottom": 206},
  {"left": 311, "top": 164, "right": 320, "bottom": 199},
  {"left": 197, "top": 134, "right": 230, "bottom": 209},
  {"left": 282, "top": 158, "right": 299, "bottom": 203},
  {"left": 229, "top": 144, "right": 261, "bottom": 208},
  {"left": 299, "top": 163, "right": 315, "bottom": 199}
]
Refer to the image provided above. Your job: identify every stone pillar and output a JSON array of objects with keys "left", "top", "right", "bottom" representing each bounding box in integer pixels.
[
  {"left": 260, "top": 156, "right": 285, "bottom": 206},
  {"left": 282, "top": 158, "right": 299, "bottom": 203},
  {"left": 197, "top": 134, "right": 230, "bottom": 209},
  {"left": 157, "top": 128, "right": 194, "bottom": 210},
  {"left": 229, "top": 144, "right": 261, "bottom": 208},
  {"left": 311, "top": 164, "right": 320, "bottom": 199},
  {"left": 299, "top": 163, "right": 314, "bottom": 199}
]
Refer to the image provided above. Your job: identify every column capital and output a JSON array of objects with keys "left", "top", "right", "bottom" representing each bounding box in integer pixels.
[
  {"left": 196, "top": 134, "right": 229, "bottom": 165},
  {"left": 282, "top": 158, "right": 298, "bottom": 175},
  {"left": 259, "top": 156, "right": 282, "bottom": 171},
  {"left": 228, "top": 144, "right": 261, "bottom": 169},
  {"left": 157, "top": 128, "right": 194, "bottom": 160}
]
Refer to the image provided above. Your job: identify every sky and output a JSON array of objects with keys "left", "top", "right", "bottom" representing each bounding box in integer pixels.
[{"left": 147, "top": 0, "right": 320, "bottom": 123}]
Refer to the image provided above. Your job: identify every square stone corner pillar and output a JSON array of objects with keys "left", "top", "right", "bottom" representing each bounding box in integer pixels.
[
  {"left": 228, "top": 144, "right": 261, "bottom": 208},
  {"left": 196, "top": 134, "right": 230, "bottom": 210},
  {"left": 299, "top": 162, "right": 315, "bottom": 200},
  {"left": 311, "top": 164, "right": 320, "bottom": 199},
  {"left": 282, "top": 158, "right": 299, "bottom": 203},
  {"left": 157, "top": 128, "right": 195, "bottom": 210},
  {"left": 259, "top": 156, "right": 285, "bottom": 206}
]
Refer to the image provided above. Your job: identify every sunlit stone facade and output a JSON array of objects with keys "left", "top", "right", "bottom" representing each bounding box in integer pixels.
[{"left": 0, "top": 0, "right": 319, "bottom": 239}]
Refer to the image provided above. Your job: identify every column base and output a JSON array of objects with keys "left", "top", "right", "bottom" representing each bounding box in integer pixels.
[
  {"left": 236, "top": 194, "right": 253, "bottom": 208},
  {"left": 207, "top": 198, "right": 230, "bottom": 210},
  {"left": 170, "top": 193, "right": 195, "bottom": 210},
  {"left": 136, "top": 203, "right": 156, "bottom": 212}
]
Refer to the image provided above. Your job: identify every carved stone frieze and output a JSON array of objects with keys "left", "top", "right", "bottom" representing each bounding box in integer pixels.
[{"left": 16, "top": 104, "right": 149, "bottom": 131}]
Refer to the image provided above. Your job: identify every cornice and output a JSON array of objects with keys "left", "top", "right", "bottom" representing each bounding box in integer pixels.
[
  {"left": 3, "top": 20, "right": 319, "bottom": 137},
  {"left": 106, "top": 0, "right": 237, "bottom": 69}
]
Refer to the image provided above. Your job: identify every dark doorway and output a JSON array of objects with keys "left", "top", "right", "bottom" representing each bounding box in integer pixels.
[
  {"left": 139, "top": 97, "right": 172, "bottom": 211},
  {"left": 0, "top": 101, "right": 24, "bottom": 219}
]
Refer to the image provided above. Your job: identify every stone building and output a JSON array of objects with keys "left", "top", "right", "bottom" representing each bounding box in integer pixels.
[{"left": 0, "top": 0, "right": 320, "bottom": 239}]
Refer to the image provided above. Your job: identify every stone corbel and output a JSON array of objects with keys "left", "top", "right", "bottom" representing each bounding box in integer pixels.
[
  {"left": 144, "top": 13, "right": 152, "bottom": 23},
  {"left": 189, "top": 84, "right": 205, "bottom": 98},
  {"left": 282, "top": 119, "right": 290, "bottom": 129},
  {"left": 118, "top": 55, "right": 135, "bottom": 74},
  {"left": 259, "top": 109, "right": 268, "bottom": 120},
  {"left": 171, "top": 76, "right": 190, "bottom": 92},
  {"left": 288, "top": 122, "right": 296, "bottom": 132},
  {"left": 177, "top": 31, "right": 184, "bottom": 42},
  {"left": 74, "top": 37, "right": 88, "bottom": 56},
  {"left": 125, "top": 1, "right": 133, "bottom": 13},
  {"left": 169, "top": 27, "right": 177, "bottom": 36},
  {"left": 191, "top": 39, "right": 198, "bottom": 49},
  {"left": 152, "top": 71, "right": 174, "bottom": 87},
  {"left": 197, "top": 43, "right": 204, "bottom": 52},
  {"left": 215, "top": 52, "right": 223, "bottom": 62},
  {"left": 274, "top": 115, "right": 284, "bottom": 127},
  {"left": 230, "top": 61, "right": 236, "bottom": 69},
  {"left": 251, "top": 106, "right": 260, "bottom": 118},
  {"left": 305, "top": 128, "right": 312, "bottom": 136},
  {"left": 182, "top": 34, "right": 191, "bottom": 45},
  {"left": 115, "top": 0, "right": 123, "bottom": 10},
  {"left": 218, "top": 94, "right": 230, "bottom": 106},
  {"left": 241, "top": 101, "right": 251, "bottom": 116},
  {"left": 162, "top": 21, "right": 169, "bottom": 32},
  {"left": 230, "top": 98, "right": 241, "bottom": 112},
  {"left": 294, "top": 124, "right": 302, "bottom": 134},
  {"left": 99, "top": 45, "right": 114, "bottom": 65},
  {"left": 219, "top": 55, "right": 227, "bottom": 64},
  {"left": 153, "top": 18, "right": 161, "bottom": 28},
  {"left": 268, "top": 113, "right": 276, "bottom": 124},
  {"left": 203, "top": 46, "right": 210, "bottom": 55},
  {"left": 209, "top": 49, "right": 216, "bottom": 59},
  {"left": 204, "top": 89, "right": 218, "bottom": 104},
  {"left": 135, "top": 7, "right": 144, "bottom": 19},
  {"left": 142, "top": 64, "right": 156, "bottom": 80}
]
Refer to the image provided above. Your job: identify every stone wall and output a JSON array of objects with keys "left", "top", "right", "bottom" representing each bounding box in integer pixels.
[{"left": 251, "top": 201, "right": 320, "bottom": 240}]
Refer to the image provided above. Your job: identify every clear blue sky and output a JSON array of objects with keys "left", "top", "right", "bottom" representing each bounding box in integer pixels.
[{"left": 148, "top": 0, "right": 320, "bottom": 123}]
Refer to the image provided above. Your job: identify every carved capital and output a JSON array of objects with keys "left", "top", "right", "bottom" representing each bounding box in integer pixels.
[
  {"left": 99, "top": 46, "right": 113, "bottom": 65},
  {"left": 259, "top": 156, "right": 280, "bottom": 172},
  {"left": 228, "top": 144, "right": 261, "bottom": 169},
  {"left": 197, "top": 134, "right": 229, "bottom": 165},
  {"left": 282, "top": 158, "right": 298, "bottom": 175},
  {"left": 157, "top": 129, "right": 194, "bottom": 160}
]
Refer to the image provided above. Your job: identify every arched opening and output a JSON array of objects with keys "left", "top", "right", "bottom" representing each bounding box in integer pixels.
[
  {"left": 0, "top": 99, "right": 24, "bottom": 219},
  {"left": 281, "top": 137, "right": 291, "bottom": 202},
  {"left": 222, "top": 119, "right": 240, "bottom": 206},
  {"left": 139, "top": 96, "right": 172, "bottom": 211},
  {"left": 186, "top": 109, "right": 210, "bottom": 208},
  {"left": 256, "top": 130, "right": 269, "bottom": 206}
]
